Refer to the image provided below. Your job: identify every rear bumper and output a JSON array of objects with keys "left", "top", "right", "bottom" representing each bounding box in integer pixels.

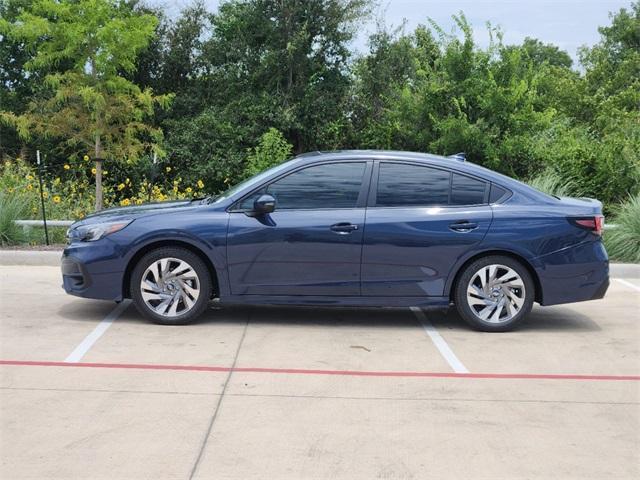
[
  {"left": 535, "top": 241, "right": 609, "bottom": 306},
  {"left": 61, "top": 241, "right": 125, "bottom": 301}
]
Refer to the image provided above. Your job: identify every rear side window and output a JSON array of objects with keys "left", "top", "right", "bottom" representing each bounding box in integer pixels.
[
  {"left": 263, "top": 162, "right": 366, "bottom": 210},
  {"left": 450, "top": 173, "right": 488, "bottom": 205},
  {"left": 376, "top": 163, "right": 450, "bottom": 207}
]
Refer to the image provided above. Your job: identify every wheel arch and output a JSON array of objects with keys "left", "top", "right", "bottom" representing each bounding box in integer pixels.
[
  {"left": 122, "top": 239, "right": 220, "bottom": 300},
  {"left": 447, "top": 250, "right": 543, "bottom": 304}
]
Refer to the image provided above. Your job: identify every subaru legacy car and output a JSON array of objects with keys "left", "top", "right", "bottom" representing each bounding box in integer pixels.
[{"left": 62, "top": 150, "right": 609, "bottom": 332}]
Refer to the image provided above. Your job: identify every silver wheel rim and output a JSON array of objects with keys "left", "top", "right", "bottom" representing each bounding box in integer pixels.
[
  {"left": 140, "top": 257, "right": 200, "bottom": 317},
  {"left": 466, "top": 264, "right": 525, "bottom": 324}
]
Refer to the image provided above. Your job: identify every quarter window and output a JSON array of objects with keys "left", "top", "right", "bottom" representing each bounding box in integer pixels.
[{"left": 376, "top": 163, "right": 450, "bottom": 207}]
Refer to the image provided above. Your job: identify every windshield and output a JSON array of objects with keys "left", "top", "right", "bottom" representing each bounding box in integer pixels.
[{"left": 211, "top": 160, "right": 293, "bottom": 204}]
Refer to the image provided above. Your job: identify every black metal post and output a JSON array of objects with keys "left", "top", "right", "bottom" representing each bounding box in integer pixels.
[
  {"left": 36, "top": 150, "right": 50, "bottom": 245},
  {"left": 148, "top": 153, "right": 157, "bottom": 203}
]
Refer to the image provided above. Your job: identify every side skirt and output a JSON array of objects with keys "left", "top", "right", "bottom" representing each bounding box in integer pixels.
[{"left": 216, "top": 295, "right": 451, "bottom": 308}]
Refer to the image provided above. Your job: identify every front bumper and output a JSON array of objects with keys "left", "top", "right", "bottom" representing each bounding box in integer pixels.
[{"left": 61, "top": 240, "right": 125, "bottom": 301}]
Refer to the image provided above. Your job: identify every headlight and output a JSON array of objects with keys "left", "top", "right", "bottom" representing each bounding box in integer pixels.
[{"left": 76, "top": 220, "right": 133, "bottom": 242}]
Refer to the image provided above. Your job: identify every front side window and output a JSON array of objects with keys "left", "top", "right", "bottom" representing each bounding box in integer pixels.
[
  {"left": 238, "top": 162, "right": 367, "bottom": 210},
  {"left": 376, "top": 163, "right": 450, "bottom": 207}
]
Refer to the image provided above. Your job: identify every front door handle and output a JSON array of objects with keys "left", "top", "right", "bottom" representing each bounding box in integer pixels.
[
  {"left": 330, "top": 222, "right": 359, "bottom": 234},
  {"left": 449, "top": 220, "right": 479, "bottom": 232}
]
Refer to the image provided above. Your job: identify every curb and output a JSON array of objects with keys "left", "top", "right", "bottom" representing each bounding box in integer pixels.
[
  {"left": 610, "top": 263, "right": 640, "bottom": 279},
  {"left": 0, "top": 250, "right": 62, "bottom": 266},
  {"left": 0, "top": 249, "right": 638, "bottom": 278}
]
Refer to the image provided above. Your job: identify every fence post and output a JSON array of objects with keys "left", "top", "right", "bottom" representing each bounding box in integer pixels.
[{"left": 36, "top": 150, "right": 50, "bottom": 246}]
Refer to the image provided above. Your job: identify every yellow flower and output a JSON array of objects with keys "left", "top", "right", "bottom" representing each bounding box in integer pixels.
[
  {"left": 186, "top": 187, "right": 192, "bottom": 193},
  {"left": 120, "top": 198, "right": 131, "bottom": 206},
  {"left": 27, "top": 184, "right": 33, "bottom": 190},
  {"left": 26, "top": 174, "right": 34, "bottom": 180},
  {"left": 197, "top": 180, "right": 204, "bottom": 189},
  {"left": 117, "top": 183, "right": 125, "bottom": 191},
  {"left": 83, "top": 155, "right": 89, "bottom": 161},
  {"left": 165, "top": 166, "right": 172, "bottom": 173},
  {"left": 42, "top": 191, "right": 49, "bottom": 199},
  {"left": 53, "top": 195, "right": 61, "bottom": 204},
  {"left": 136, "top": 199, "right": 143, "bottom": 205},
  {"left": 91, "top": 168, "right": 97, "bottom": 175},
  {"left": 8, "top": 188, "right": 13, "bottom": 193},
  {"left": 63, "top": 164, "right": 70, "bottom": 170}
]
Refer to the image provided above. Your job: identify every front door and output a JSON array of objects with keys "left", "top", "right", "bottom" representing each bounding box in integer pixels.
[{"left": 227, "top": 161, "right": 371, "bottom": 296}]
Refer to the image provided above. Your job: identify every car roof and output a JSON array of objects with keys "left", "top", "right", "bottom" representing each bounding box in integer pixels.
[{"left": 293, "top": 150, "right": 504, "bottom": 183}]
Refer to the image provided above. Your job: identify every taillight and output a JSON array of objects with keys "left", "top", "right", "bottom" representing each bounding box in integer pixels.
[{"left": 571, "top": 216, "right": 604, "bottom": 236}]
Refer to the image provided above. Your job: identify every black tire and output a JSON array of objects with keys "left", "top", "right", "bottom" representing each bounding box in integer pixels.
[
  {"left": 453, "top": 255, "right": 534, "bottom": 332},
  {"left": 130, "top": 247, "right": 212, "bottom": 325}
]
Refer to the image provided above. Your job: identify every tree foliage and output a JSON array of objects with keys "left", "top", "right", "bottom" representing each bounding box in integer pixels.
[
  {"left": 244, "top": 128, "right": 294, "bottom": 178},
  {"left": 1, "top": 0, "right": 638, "bottom": 212},
  {"left": 0, "top": 0, "right": 172, "bottom": 209}
]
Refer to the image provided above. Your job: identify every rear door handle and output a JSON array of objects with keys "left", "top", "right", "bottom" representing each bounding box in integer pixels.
[
  {"left": 330, "top": 222, "right": 359, "bottom": 234},
  {"left": 449, "top": 220, "right": 479, "bottom": 232}
]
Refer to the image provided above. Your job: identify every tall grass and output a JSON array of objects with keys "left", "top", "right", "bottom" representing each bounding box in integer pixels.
[
  {"left": 604, "top": 194, "right": 640, "bottom": 263},
  {"left": 0, "top": 192, "right": 29, "bottom": 246},
  {"left": 527, "top": 169, "right": 577, "bottom": 198}
]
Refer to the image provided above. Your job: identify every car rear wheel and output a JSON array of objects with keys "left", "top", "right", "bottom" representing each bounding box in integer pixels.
[
  {"left": 131, "top": 247, "right": 212, "bottom": 325},
  {"left": 454, "top": 255, "right": 534, "bottom": 332}
]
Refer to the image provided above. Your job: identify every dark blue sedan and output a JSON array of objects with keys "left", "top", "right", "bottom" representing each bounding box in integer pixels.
[{"left": 62, "top": 150, "right": 609, "bottom": 331}]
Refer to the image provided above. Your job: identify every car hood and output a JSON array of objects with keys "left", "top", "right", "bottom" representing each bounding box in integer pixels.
[{"left": 71, "top": 199, "right": 202, "bottom": 228}]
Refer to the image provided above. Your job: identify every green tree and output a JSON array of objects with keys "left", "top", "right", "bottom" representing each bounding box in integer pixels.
[
  {"left": 0, "top": 0, "right": 172, "bottom": 210},
  {"left": 520, "top": 37, "right": 573, "bottom": 69},
  {"left": 244, "top": 128, "right": 293, "bottom": 178},
  {"left": 200, "top": 0, "right": 371, "bottom": 152}
]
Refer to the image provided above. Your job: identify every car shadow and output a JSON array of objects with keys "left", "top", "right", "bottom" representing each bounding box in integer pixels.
[
  {"left": 428, "top": 304, "right": 601, "bottom": 332},
  {"left": 58, "top": 299, "right": 601, "bottom": 332}
]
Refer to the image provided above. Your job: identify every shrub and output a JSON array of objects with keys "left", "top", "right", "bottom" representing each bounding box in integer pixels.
[
  {"left": 243, "top": 128, "right": 293, "bottom": 178},
  {"left": 0, "top": 192, "right": 29, "bottom": 246},
  {"left": 0, "top": 156, "right": 204, "bottom": 223},
  {"left": 604, "top": 194, "right": 640, "bottom": 263},
  {"left": 526, "top": 169, "right": 577, "bottom": 197}
]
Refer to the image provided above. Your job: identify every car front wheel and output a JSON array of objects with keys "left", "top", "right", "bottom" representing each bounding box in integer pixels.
[
  {"left": 454, "top": 255, "right": 534, "bottom": 332},
  {"left": 131, "top": 247, "right": 212, "bottom": 325}
]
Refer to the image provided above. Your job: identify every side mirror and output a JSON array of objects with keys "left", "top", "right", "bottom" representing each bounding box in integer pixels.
[{"left": 253, "top": 194, "right": 276, "bottom": 215}]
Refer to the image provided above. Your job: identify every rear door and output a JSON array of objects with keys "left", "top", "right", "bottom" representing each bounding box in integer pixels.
[
  {"left": 361, "top": 161, "right": 493, "bottom": 297},
  {"left": 227, "top": 161, "right": 372, "bottom": 296}
]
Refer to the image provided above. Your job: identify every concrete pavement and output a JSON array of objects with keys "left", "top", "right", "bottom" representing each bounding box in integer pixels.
[{"left": 0, "top": 266, "right": 638, "bottom": 479}]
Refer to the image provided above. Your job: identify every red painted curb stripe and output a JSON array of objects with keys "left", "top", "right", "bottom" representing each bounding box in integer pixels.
[{"left": 1, "top": 360, "right": 639, "bottom": 381}]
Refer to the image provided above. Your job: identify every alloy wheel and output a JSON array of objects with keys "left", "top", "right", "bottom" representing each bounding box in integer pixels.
[
  {"left": 140, "top": 257, "right": 201, "bottom": 317},
  {"left": 466, "top": 264, "right": 526, "bottom": 324}
]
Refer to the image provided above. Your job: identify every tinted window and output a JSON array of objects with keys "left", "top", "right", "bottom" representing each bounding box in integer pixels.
[
  {"left": 237, "top": 189, "right": 267, "bottom": 210},
  {"left": 376, "top": 163, "right": 450, "bottom": 207},
  {"left": 260, "top": 162, "right": 366, "bottom": 210},
  {"left": 489, "top": 184, "right": 508, "bottom": 203},
  {"left": 450, "top": 173, "right": 487, "bottom": 205}
]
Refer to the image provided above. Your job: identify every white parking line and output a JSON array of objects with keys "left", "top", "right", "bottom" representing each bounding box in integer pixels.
[
  {"left": 614, "top": 278, "right": 640, "bottom": 293},
  {"left": 64, "top": 300, "right": 131, "bottom": 363},
  {"left": 410, "top": 307, "right": 469, "bottom": 374}
]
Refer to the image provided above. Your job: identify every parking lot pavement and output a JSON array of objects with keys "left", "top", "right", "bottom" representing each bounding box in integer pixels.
[{"left": 0, "top": 266, "right": 639, "bottom": 479}]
